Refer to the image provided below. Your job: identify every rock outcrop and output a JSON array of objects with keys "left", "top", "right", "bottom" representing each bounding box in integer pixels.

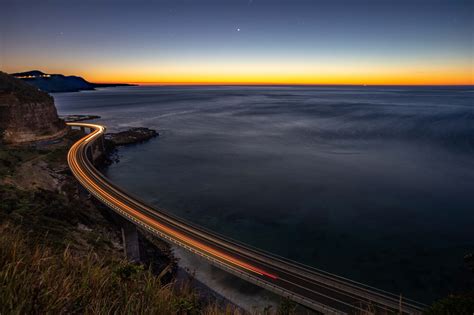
[
  {"left": 106, "top": 127, "right": 158, "bottom": 146},
  {"left": 0, "top": 71, "right": 67, "bottom": 144}
]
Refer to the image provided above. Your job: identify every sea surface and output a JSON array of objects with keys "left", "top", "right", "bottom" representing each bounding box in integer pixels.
[{"left": 54, "top": 85, "right": 474, "bottom": 303}]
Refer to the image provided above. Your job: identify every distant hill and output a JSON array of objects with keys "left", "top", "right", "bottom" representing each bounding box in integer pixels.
[{"left": 11, "top": 70, "right": 135, "bottom": 93}]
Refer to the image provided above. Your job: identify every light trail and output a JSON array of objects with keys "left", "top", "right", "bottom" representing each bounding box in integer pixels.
[
  {"left": 67, "top": 122, "right": 426, "bottom": 315},
  {"left": 67, "top": 124, "right": 278, "bottom": 279}
]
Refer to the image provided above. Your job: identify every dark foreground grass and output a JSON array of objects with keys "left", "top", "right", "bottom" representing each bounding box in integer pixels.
[{"left": 0, "top": 225, "right": 241, "bottom": 315}]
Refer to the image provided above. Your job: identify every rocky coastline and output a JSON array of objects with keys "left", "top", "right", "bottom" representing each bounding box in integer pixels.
[{"left": 106, "top": 127, "right": 158, "bottom": 146}]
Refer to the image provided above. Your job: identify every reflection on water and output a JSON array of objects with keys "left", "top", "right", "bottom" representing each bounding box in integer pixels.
[{"left": 55, "top": 85, "right": 474, "bottom": 302}]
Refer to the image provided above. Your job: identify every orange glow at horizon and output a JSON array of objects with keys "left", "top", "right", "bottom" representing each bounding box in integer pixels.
[
  {"left": 90, "top": 75, "right": 473, "bottom": 86},
  {"left": 6, "top": 60, "right": 472, "bottom": 86},
  {"left": 82, "top": 63, "right": 473, "bottom": 86},
  {"left": 4, "top": 0, "right": 472, "bottom": 87}
]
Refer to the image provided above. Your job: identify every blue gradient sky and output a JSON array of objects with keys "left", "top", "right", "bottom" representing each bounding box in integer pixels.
[{"left": 1, "top": 0, "right": 472, "bottom": 84}]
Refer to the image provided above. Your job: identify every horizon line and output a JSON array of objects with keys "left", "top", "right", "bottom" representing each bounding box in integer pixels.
[
  {"left": 8, "top": 70, "right": 471, "bottom": 86},
  {"left": 107, "top": 82, "right": 474, "bottom": 87}
]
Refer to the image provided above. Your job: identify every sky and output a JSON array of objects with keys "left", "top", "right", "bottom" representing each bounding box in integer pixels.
[{"left": 1, "top": 0, "right": 473, "bottom": 85}]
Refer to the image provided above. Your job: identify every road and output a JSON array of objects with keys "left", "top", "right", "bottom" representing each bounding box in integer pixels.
[{"left": 67, "top": 122, "right": 426, "bottom": 315}]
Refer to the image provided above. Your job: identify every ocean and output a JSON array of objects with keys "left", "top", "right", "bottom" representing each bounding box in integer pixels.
[{"left": 54, "top": 85, "right": 474, "bottom": 303}]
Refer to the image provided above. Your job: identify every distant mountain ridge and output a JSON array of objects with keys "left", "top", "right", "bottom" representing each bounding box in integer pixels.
[{"left": 11, "top": 70, "right": 135, "bottom": 93}]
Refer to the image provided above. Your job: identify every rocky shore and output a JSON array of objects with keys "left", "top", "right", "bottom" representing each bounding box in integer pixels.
[{"left": 106, "top": 127, "right": 158, "bottom": 146}]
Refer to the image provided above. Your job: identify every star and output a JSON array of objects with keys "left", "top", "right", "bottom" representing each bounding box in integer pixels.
[{"left": 237, "top": 28, "right": 241, "bottom": 32}]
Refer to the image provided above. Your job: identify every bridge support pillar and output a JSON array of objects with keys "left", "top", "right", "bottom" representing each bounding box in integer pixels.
[
  {"left": 121, "top": 220, "right": 141, "bottom": 262},
  {"left": 87, "top": 135, "right": 106, "bottom": 165},
  {"left": 80, "top": 126, "right": 86, "bottom": 134},
  {"left": 86, "top": 147, "right": 93, "bottom": 162},
  {"left": 98, "top": 135, "right": 105, "bottom": 154}
]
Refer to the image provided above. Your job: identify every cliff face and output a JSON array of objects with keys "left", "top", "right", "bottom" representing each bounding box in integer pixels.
[{"left": 0, "top": 72, "right": 66, "bottom": 144}]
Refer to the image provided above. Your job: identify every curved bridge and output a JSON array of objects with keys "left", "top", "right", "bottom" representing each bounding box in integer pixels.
[{"left": 67, "top": 122, "right": 426, "bottom": 315}]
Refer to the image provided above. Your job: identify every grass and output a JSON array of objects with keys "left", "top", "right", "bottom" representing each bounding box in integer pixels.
[
  {"left": 0, "top": 225, "right": 221, "bottom": 314},
  {"left": 0, "top": 146, "right": 38, "bottom": 177},
  {"left": 0, "top": 184, "right": 109, "bottom": 250}
]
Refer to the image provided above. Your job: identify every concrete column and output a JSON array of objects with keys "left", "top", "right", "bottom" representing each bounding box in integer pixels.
[
  {"left": 121, "top": 220, "right": 141, "bottom": 262},
  {"left": 92, "top": 140, "right": 101, "bottom": 164},
  {"left": 99, "top": 135, "right": 105, "bottom": 154},
  {"left": 86, "top": 147, "right": 93, "bottom": 162},
  {"left": 80, "top": 126, "right": 85, "bottom": 134}
]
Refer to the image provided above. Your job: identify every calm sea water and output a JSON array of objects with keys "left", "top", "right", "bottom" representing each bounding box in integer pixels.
[{"left": 54, "top": 85, "right": 474, "bottom": 303}]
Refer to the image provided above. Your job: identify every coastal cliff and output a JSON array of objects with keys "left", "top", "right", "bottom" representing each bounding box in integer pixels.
[{"left": 0, "top": 71, "right": 66, "bottom": 144}]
